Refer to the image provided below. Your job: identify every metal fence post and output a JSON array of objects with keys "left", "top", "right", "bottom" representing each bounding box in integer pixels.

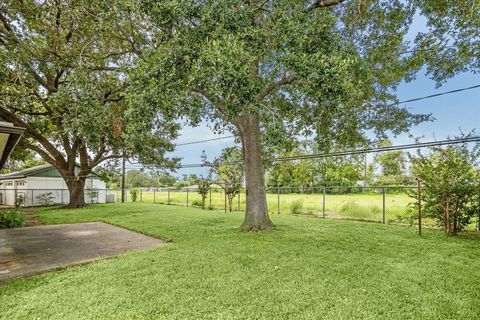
[
  {"left": 186, "top": 189, "right": 189, "bottom": 207},
  {"left": 477, "top": 192, "right": 480, "bottom": 232},
  {"left": 209, "top": 188, "right": 212, "bottom": 208},
  {"left": 31, "top": 189, "right": 34, "bottom": 207},
  {"left": 477, "top": 191, "right": 480, "bottom": 232},
  {"left": 140, "top": 189, "right": 143, "bottom": 202},
  {"left": 154, "top": 189, "right": 156, "bottom": 203},
  {"left": 417, "top": 179, "right": 422, "bottom": 236},
  {"left": 382, "top": 187, "right": 386, "bottom": 224},
  {"left": 238, "top": 192, "right": 240, "bottom": 211},
  {"left": 277, "top": 185, "right": 280, "bottom": 214},
  {"left": 168, "top": 189, "right": 170, "bottom": 204},
  {"left": 322, "top": 186, "right": 326, "bottom": 218}
]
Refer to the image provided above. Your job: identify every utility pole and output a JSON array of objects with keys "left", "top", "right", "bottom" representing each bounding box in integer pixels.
[
  {"left": 121, "top": 155, "right": 126, "bottom": 203},
  {"left": 364, "top": 153, "right": 368, "bottom": 187}
]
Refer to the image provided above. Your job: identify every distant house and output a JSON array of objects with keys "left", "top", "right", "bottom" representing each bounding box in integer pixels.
[{"left": 0, "top": 164, "right": 106, "bottom": 206}]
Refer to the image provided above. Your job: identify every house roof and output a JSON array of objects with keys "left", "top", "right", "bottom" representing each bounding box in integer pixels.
[{"left": 0, "top": 164, "right": 100, "bottom": 180}]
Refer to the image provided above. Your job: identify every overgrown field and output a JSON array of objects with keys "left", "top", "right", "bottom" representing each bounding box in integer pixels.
[{"left": 1, "top": 203, "right": 479, "bottom": 319}]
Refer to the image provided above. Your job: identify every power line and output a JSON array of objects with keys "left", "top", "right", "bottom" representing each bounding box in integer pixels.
[
  {"left": 175, "top": 135, "right": 236, "bottom": 146},
  {"left": 129, "top": 136, "right": 480, "bottom": 169},
  {"left": 389, "top": 84, "right": 480, "bottom": 106},
  {"left": 277, "top": 136, "right": 480, "bottom": 161},
  {"left": 172, "top": 84, "right": 480, "bottom": 147}
]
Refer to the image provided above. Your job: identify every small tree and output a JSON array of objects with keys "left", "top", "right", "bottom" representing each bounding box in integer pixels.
[
  {"left": 85, "top": 181, "right": 99, "bottom": 204},
  {"left": 130, "top": 188, "right": 140, "bottom": 202},
  {"left": 195, "top": 175, "right": 213, "bottom": 210},
  {"left": 194, "top": 152, "right": 213, "bottom": 210},
  {"left": 36, "top": 192, "right": 55, "bottom": 206},
  {"left": 212, "top": 148, "right": 244, "bottom": 212},
  {"left": 410, "top": 139, "right": 480, "bottom": 234}
]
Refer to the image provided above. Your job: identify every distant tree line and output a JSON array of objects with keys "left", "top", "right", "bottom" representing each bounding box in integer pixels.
[{"left": 264, "top": 139, "right": 411, "bottom": 192}]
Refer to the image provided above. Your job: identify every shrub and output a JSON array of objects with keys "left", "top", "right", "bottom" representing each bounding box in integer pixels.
[
  {"left": 130, "top": 188, "right": 140, "bottom": 202},
  {"left": 409, "top": 139, "right": 480, "bottom": 234},
  {"left": 15, "top": 194, "right": 26, "bottom": 208},
  {"left": 36, "top": 192, "right": 55, "bottom": 206},
  {"left": 86, "top": 186, "right": 99, "bottom": 203},
  {"left": 290, "top": 200, "right": 303, "bottom": 214},
  {"left": 0, "top": 209, "right": 26, "bottom": 229},
  {"left": 191, "top": 199, "right": 203, "bottom": 207}
]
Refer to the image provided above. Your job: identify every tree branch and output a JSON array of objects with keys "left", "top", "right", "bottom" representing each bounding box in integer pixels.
[
  {"left": 0, "top": 104, "right": 49, "bottom": 116},
  {"left": 0, "top": 107, "right": 66, "bottom": 166},
  {"left": 18, "top": 141, "right": 57, "bottom": 167},
  {"left": 255, "top": 74, "right": 298, "bottom": 102},
  {"left": 92, "top": 153, "right": 123, "bottom": 167},
  {"left": 90, "top": 145, "right": 107, "bottom": 168},
  {"left": 192, "top": 88, "right": 227, "bottom": 115},
  {"left": 79, "top": 143, "right": 90, "bottom": 171},
  {"left": 307, "top": 0, "right": 347, "bottom": 11}
]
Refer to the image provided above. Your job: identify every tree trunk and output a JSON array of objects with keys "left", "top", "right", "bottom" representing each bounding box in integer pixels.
[
  {"left": 235, "top": 113, "right": 275, "bottom": 231},
  {"left": 64, "top": 176, "right": 87, "bottom": 209}
]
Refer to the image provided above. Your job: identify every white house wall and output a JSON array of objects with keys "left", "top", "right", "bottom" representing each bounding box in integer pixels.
[{"left": 0, "top": 177, "right": 106, "bottom": 206}]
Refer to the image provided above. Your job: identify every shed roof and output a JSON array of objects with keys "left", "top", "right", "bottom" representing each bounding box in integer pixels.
[{"left": 0, "top": 164, "right": 100, "bottom": 180}]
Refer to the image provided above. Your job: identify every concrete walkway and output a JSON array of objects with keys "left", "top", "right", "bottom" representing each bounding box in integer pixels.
[{"left": 0, "top": 222, "right": 165, "bottom": 283}]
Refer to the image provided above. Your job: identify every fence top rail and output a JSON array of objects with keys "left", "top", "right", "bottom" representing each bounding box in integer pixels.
[
  {"left": 266, "top": 185, "right": 418, "bottom": 190},
  {"left": 102, "top": 185, "right": 418, "bottom": 192}
]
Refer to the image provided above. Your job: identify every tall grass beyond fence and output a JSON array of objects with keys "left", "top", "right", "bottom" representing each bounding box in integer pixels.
[{"left": 107, "top": 186, "right": 480, "bottom": 231}]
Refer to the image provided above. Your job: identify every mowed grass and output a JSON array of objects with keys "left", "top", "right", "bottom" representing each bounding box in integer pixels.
[
  {"left": 1, "top": 203, "right": 479, "bottom": 319},
  {"left": 114, "top": 189, "right": 415, "bottom": 223}
]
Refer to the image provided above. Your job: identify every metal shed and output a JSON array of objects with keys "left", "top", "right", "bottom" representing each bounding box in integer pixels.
[{"left": 0, "top": 164, "right": 106, "bottom": 206}]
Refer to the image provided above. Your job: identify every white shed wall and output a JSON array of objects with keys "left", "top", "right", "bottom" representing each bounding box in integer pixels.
[{"left": 0, "top": 177, "right": 106, "bottom": 206}]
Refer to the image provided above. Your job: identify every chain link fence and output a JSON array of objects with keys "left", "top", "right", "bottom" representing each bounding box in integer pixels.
[
  {"left": 1, "top": 186, "right": 478, "bottom": 231},
  {"left": 0, "top": 188, "right": 105, "bottom": 206},
  {"left": 109, "top": 186, "right": 480, "bottom": 231}
]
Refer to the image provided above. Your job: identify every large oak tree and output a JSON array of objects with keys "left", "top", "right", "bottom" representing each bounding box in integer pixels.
[
  {"left": 135, "top": 0, "right": 479, "bottom": 230},
  {"left": 0, "top": 0, "right": 178, "bottom": 208}
]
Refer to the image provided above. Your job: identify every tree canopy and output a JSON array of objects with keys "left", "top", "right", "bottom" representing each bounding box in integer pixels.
[{"left": 0, "top": 0, "right": 179, "bottom": 207}]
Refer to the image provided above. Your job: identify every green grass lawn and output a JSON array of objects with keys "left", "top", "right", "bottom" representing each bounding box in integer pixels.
[{"left": 1, "top": 203, "right": 479, "bottom": 319}]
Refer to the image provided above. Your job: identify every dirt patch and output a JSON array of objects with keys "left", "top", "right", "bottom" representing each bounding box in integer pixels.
[{"left": 22, "top": 208, "right": 42, "bottom": 226}]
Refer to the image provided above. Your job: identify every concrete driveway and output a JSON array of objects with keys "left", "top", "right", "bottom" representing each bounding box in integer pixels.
[{"left": 0, "top": 222, "right": 166, "bottom": 283}]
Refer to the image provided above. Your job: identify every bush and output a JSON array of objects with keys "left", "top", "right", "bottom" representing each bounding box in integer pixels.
[
  {"left": 15, "top": 194, "right": 26, "bottom": 208},
  {"left": 191, "top": 199, "right": 203, "bottom": 207},
  {"left": 290, "top": 200, "right": 303, "bottom": 214},
  {"left": 340, "top": 201, "right": 380, "bottom": 220},
  {"left": 36, "top": 192, "right": 55, "bottom": 206},
  {"left": 409, "top": 140, "right": 480, "bottom": 234},
  {"left": 0, "top": 209, "right": 26, "bottom": 229},
  {"left": 130, "top": 188, "right": 140, "bottom": 202}
]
